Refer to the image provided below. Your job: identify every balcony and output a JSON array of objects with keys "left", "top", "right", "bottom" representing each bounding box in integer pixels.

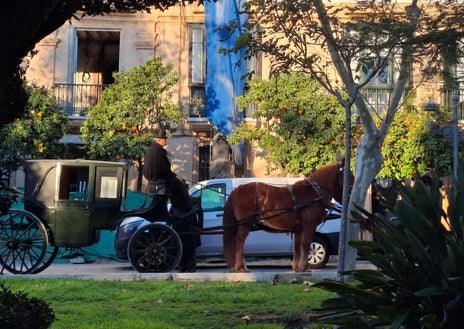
[
  {"left": 53, "top": 83, "right": 108, "bottom": 118},
  {"left": 53, "top": 83, "right": 208, "bottom": 120}
]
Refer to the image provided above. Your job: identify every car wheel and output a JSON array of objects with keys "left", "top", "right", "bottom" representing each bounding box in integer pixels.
[{"left": 308, "top": 236, "right": 330, "bottom": 269}]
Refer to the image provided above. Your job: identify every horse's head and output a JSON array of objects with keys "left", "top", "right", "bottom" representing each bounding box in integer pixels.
[
  {"left": 331, "top": 158, "right": 354, "bottom": 203},
  {"left": 309, "top": 158, "right": 353, "bottom": 205}
]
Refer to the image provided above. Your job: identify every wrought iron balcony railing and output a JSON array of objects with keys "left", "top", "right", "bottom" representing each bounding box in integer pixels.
[{"left": 52, "top": 83, "right": 109, "bottom": 118}]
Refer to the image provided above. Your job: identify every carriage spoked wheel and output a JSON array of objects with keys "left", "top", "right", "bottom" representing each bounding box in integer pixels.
[
  {"left": 127, "top": 223, "right": 182, "bottom": 273},
  {"left": 0, "top": 209, "right": 48, "bottom": 274},
  {"left": 30, "top": 227, "right": 59, "bottom": 274}
]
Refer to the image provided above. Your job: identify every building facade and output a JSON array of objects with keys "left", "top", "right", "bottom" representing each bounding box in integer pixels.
[
  {"left": 24, "top": 4, "right": 275, "bottom": 190},
  {"left": 22, "top": 2, "right": 464, "bottom": 191}
]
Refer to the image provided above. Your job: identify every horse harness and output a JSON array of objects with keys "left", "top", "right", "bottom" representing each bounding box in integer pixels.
[
  {"left": 288, "top": 179, "right": 328, "bottom": 233},
  {"left": 251, "top": 179, "right": 327, "bottom": 233}
]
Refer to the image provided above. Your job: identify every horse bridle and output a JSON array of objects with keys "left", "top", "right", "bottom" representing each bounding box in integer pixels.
[
  {"left": 303, "top": 163, "right": 344, "bottom": 208},
  {"left": 301, "top": 179, "right": 331, "bottom": 209}
]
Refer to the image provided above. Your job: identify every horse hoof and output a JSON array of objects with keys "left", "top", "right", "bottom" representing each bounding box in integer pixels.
[
  {"left": 231, "top": 268, "right": 249, "bottom": 273},
  {"left": 292, "top": 268, "right": 312, "bottom": 273}
]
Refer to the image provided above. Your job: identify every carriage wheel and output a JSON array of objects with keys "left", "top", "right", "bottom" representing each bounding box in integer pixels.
[
  {"left": 31, "top": 244, "right": 59, "bottom": 274},
  {"left": 31, "top": 227, "right": 59, "bottom": 274},
  {"left": 127, "top": 223, "right": 182, "bottom": 273},
  {"left": 0, "top": 209, "right": 48, "bottom": 274}
]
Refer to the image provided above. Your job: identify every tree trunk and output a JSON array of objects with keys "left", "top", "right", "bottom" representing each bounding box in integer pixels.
[
  {"left": 338, "top": 36, "right": 413, "bottom": 272},
  {"left": 342, "top": 132, "right": 383, "bottom": 272}
]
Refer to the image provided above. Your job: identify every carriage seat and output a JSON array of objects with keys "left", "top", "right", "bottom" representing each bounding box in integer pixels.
[{"left": 147, "top": 180, "right": 170, "bottom": 197}]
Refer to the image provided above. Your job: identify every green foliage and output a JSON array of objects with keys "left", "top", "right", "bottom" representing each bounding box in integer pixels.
[
  {"left": 229, "top": 73, "right": 350, "bottom": 176},
  {"left": 80, "top": 57, "right": 184, "bottom": 165},
  {"left": 380, "top": 101, "right": 454, "bottom": 180},
  {"left": 0, "top": 84, "right": 69, "bottom": 173},
  {"left": 0, "top": 282, "right": 55, "bottom": 329},
  {"left": 311, "top": 165, "right": 464, "bottom": 328}
]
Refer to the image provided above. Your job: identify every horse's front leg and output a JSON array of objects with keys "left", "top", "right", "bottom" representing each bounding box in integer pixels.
[
  {"left": 299, "top": 225, "right": 318, "bottom": 272},
  {"left": 292, "top": 233, "right": 303, "bottom": 272},
  {"left": 233, "top": 226, "right": 250, "bottom": 272},
  {"left": 293, "top": 232, "right": 315, "bottom": 273},
  {"left": 300, "top": 239, "right": 313, "bottom": 273}
]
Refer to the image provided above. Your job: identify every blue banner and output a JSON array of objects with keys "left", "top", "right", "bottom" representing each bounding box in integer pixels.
[{"left": 204, "top": 0, "right": 247, "bottom": 136}]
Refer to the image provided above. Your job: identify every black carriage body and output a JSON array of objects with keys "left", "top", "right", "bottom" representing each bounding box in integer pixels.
[{"left": 24, "top": 160, "right": 127, "bottom": 247}]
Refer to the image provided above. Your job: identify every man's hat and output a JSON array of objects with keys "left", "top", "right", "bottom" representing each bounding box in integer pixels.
[{"left": 153, "top": 129, "right": 167, "bottom": 139}]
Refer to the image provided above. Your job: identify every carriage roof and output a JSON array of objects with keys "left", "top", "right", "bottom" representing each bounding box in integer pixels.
[{"left": 24, "top": 159, "right": 128, "bottom": 206}]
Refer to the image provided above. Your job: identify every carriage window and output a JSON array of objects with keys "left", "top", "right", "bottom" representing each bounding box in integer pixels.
[
  {"left": 95, "top": 167, "right": 121, "bottom": 199},
  {"left": 58, "top": 166, "right": 89, "bottom": 200},
  {"left": 194, "top": 183, "right": 227, "bottom": 212}
]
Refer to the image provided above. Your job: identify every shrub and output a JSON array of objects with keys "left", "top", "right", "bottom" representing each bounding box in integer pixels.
[
  {"left": 0, "top": 282, "right": 55, "bottom": 329},
  {"left": 310, "top": 167, "right": 464, "bottom": 328}
]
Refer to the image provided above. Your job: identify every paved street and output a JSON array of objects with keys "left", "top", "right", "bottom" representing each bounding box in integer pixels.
[{"left": 2, "top": 257, "right": 376, "bottom": 283}]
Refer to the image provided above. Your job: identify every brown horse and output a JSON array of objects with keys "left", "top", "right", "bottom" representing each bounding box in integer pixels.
[{"left": 222, "top": 159, "right": 352, "bottom": 273}]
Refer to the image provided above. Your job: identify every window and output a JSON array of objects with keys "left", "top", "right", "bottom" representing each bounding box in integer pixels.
[
  {"left": 363, "top": 88, "right": 390, "bottom": 114},
  {"left": 189, "top": 24, "right": 206, "bottom": 117},
  {"left": 449, "top": 57, "right": 464, "bottom": 120},
  {"left": 359, "top": 57, "right": 391, "bottom": 85},
  {"left": 358, "top": 56, "right": 395, "bottom": 113},
  {"left": 95, "top": 167, "right": 121, "bottom": 199},
  {"left": 198, "top": 145, "right": 210, "bottom": 181},
  {"left": 76, "top": 30, "right": 120, "bottom": 85},
  {"left": 243, "top": 55, "right": 261, "bottom": 118},
  {"left": 54, "top": 30, "right": 120, "bottom": 117},
  {"left": 191, "top": 183, "right": 227, "bottom": 212},
  {"left": 58, "top": 166, "right": 89, "bottom": 200}
]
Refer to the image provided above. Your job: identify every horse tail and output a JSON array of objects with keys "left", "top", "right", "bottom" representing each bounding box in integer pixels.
[{"left": 222, "top": 192, "right": 237, "bottom": 271}]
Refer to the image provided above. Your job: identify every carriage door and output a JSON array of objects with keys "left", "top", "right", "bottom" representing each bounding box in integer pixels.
[
  {"left": 54, "top": 164, "right": 92, "bottom": 246},
  {"left": 87, "top": 165, "right": 125, "bottom": 230}
]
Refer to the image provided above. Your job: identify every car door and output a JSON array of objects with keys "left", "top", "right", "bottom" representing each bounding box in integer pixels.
[{"left": 192, "top": 182, "right": 228, "bottom": 256}]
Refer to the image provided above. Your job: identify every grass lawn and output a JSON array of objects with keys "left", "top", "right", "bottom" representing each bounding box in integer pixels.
[{"left": 4, "top": 278, "right": 333, "bottom": 329}]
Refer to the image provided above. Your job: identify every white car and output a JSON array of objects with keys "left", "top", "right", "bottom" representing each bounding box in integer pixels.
[{"left": 115, "top": 177, "right": 341, "bottom": 269}]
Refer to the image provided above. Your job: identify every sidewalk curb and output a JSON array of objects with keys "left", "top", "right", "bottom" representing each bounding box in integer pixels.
[
  {"left": 1, "top": 260, "right": 373, "bottom": 283},
  {"left": 5, "top": 271, "right": 339, "bottom": 283}
]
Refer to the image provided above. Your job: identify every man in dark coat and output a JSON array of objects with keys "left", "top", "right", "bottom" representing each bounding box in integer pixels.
[
  {"left": 143, "top": 129, "right": 191, "bottom": 210},
  {"left": 143, "top": 129, "right": 200, "bottom": 272}
]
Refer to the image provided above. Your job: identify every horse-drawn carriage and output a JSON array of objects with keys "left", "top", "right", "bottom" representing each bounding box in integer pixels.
[
  {"left": 0, "top": 158, "right": 349, "bottom": 275},
  {"left": 0, "top": 159, "right": 201, "bottom": 274}
]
